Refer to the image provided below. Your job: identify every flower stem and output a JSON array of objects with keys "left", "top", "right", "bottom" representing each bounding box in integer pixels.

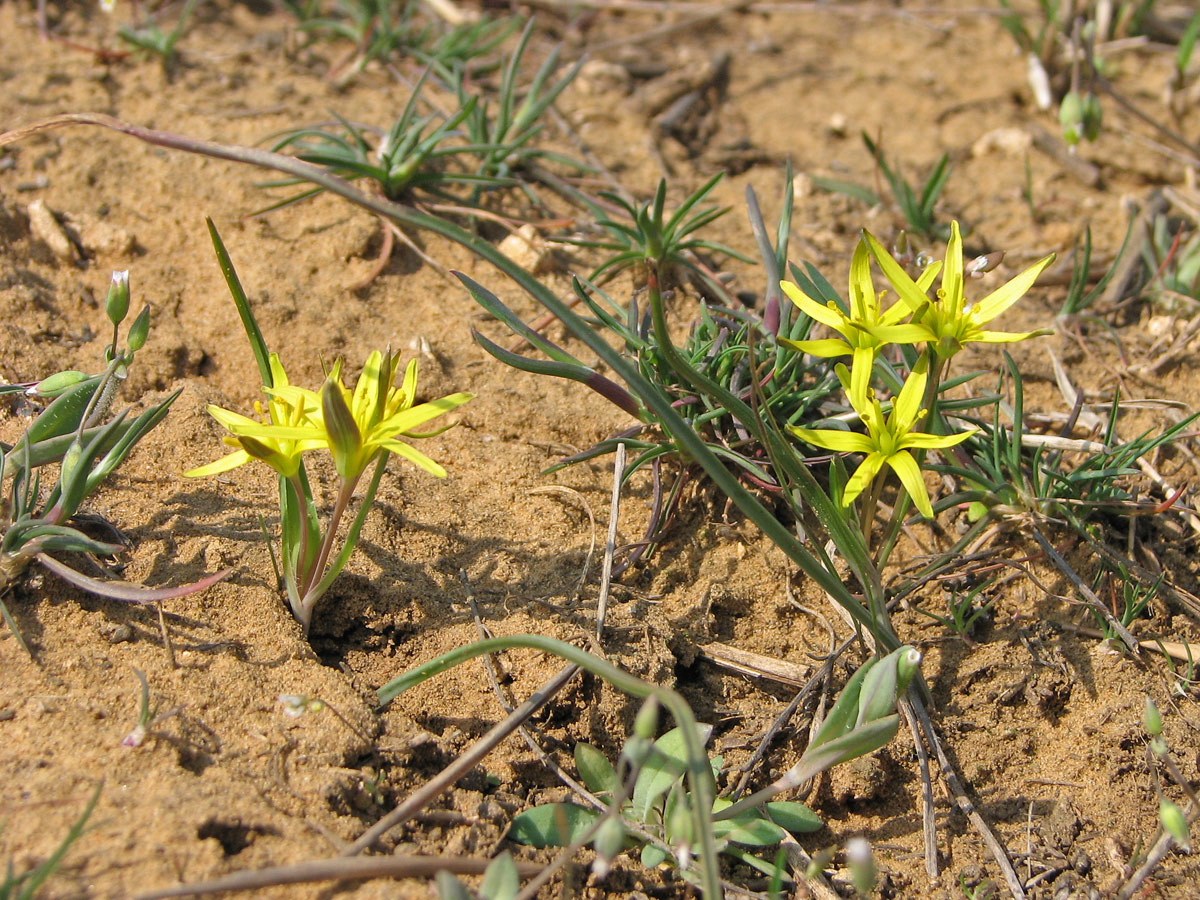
[{"left": 300, "top": 477, "right": 359, "bottom": 627}]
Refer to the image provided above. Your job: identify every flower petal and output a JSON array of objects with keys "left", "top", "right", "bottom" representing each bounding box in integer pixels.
[
  {"left": 848, "top": 239, "right": 875, "bottom": 320},
  {"left": 892, "top": 354, "right": 929, "bottom": 431},
  {"left": 970, "top": 253, "right": 1055, "bottom": 324},
  {"left": 888, "top": 449, "right": 935, "bottom": 518},
  {"left": 779, "top": 337, "right": 852, "bottom": 358},
  {"left": 185, "top": 449, "right": 252, "bottom": 478},
  {"left": 843, "top": 452, "right": 886, "bottom": 506},
  {"left": 864, "top": 230, "right": 929, "bottom": 314},
  {"left": 375, "top": 392, "right": 474, "bottom": 437},
  {"left": 901, "top": 428, "right": 977, "bottom": 450},
  {"left": 941, "top": 221, "right": 965, "bottom": 319},
  {"left": 789, "top": 426, "right": 876, "bottom": 454},
  {"left": 781, "top": 281, "right": 848, "bottom": 330},
  {"left": 380, "top": 438, "right": 448, "bottom": 477}
]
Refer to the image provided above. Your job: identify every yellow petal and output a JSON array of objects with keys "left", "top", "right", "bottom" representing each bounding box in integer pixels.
[
  {"left": 380, "top": 438, "right": 448, "bottom": 477},
  {"left": 789, "top": 426, "right": 876, "bottom": 455},
  {"left": 842, "top": 451, "right": 886, "bottom": 506},
  {"left": 781, "top": 281, "right": 848, "bottom": 331},
  {"left": 888, "top": 449, "right": 935, "bottom": 518},
  {"left": 970, "top": 253, "right": 1055, "bottom": 324},
  {"left": 779, "top": 337, "right": 852, "bottom": 358},
  {"left": 185, "top": 449, "right": 252, "bottom": 478}
]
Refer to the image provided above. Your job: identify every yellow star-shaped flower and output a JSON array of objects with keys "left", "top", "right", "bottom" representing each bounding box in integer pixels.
[{"left": 789, "top": 355, "right": 975, "bottom": 518}]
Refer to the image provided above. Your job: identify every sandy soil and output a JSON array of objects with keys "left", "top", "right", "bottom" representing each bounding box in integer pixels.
[{"left": 2, "top": 1, "right": 1200, "bottom": 898}]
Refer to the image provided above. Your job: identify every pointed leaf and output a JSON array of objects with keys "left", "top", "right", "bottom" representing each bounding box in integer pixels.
[{"left": 508, "top": 804, "right": 600, "bottom": 848}]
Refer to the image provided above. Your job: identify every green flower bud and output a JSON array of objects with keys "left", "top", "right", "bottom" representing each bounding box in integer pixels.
[
  {"left": 127, "top": 304, "right": 151, "bottom": 353},
  {"left": 846, "top": 837, "right": 876, "bottom": 899},
  {"left": 633, "top": 697, "right": 660, "bottom": 741},
  {"left": 1059, "top": 91, "right": 1084, "bottom": 146},
  {"left": 1160, "top": 798, "right": 1191, "bottom": 851},
  {"left": 105, "top": 270, "right": 130, "bottom": 328},
  {"left": 591, "top": 817, "right": 626, "bottom": 880},
  {"left": 29, "top": 370, "right": 89, "bottom": 399},
  {"left": 321, "top": 378, "right": 363, "bottom": 481},
  {"left": 1144, "top": 697, "right": 1163, "bottom": 737}
]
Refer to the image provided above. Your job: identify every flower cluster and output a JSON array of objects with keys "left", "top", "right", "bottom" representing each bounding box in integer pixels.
[
  {"left": 187, "top": 348, "right": 472, "bottom": 632},
  {"left": 782, "top": 222, "right": 1053, "bottom": 521}
]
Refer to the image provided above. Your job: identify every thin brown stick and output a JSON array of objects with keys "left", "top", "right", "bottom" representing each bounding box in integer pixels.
[
  {"left": 344, "top": 662, "right": 579, "bottom": 855},
  {"left": 908, "top": 684, "right": 1027, "bottom": 900},
  {"left": 900, "top": 697, "right": 939, "bottom": 881},
  {"left": 132, "top": 855, "right": 543, "bottom": 899}
]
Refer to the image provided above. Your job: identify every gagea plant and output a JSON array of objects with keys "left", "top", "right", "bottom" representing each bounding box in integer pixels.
[
  {"left": 187, "top": 224, "right": 472, "bottom": 634},
  {"left": 0, "top": 271, "right": 228, "bottom": 651}
]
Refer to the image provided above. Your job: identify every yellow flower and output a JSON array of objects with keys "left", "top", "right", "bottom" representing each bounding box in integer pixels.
[
  {"left": 779, "top": 238, "right": 937, "bottom": 400},
  {"left": 315, "top": 349, "right": 473, "bottom": 482},
  {"left": 186, "top": 354, "right": 324, "bottom": 479},
  {"left": 789, "top": 355, "right": 975, "bottom": 518},
  {"left": 864, "top": 221, "right": 1055, "bottom": 359}
]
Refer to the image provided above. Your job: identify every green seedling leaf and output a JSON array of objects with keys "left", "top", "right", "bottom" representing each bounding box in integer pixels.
[
  {"left": 631, "top": 724, "right": 713, "bottom": 824},
  {"left": 435, "top": 871, "right": 472, "bottom": 900},
  {"left": 765, "top": 801, "right": 823, "bottom": 834},
  {"left": 509, "top": 803, "right": 601, "bottom": 848},
  {"left": 575, "top": 742, "right": 619, "bottom": 795},
  {"left": 641, "top": 843, "right": 670, "bottom": 868},
  {"left": 710, "top": 800, "right": 786, "bottom": 846},
  {"left": 479, "top": 851, "right": 519, "bottom": 900}
]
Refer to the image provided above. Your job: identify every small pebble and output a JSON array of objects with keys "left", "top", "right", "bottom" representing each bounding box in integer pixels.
[{"left": 108, "top": 624, "right": 134, "bottom": 644}]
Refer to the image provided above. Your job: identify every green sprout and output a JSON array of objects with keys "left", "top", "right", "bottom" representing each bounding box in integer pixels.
[
  {"left": 0, "top": 271, "right": 228, "bottom": 653},
  {"left": 264, "top": 83, "right": 496, "bottom": 209},
  {"left": 564, "top": 173, "right": 752, "bottom": 294},
  {"left": 1, "top": 784, "right": 101, "bottom": 900},
  {"left": 811, "top": 134, "right": 952, "bottom": 242},
  {"left": 185, "top": 224, "right": 472, "bottom": 634},
  {"left": 117, "top": 0, "right": 200, "bottom": 61}
]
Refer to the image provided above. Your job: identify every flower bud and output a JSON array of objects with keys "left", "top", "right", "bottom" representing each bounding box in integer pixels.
[
  {"left": 633, "top": 697, "right": 660, "bottom": 741},
  {"left": 127, "top": 304, "right": 151, "bottom": 353},
  {"left": 28, "top": 370, "right": 89, "bottom": 398},
  {"left": 1144, "top": 697, "right": 1163, "bottom": 737},
  {"left": 105, "top": 270, "right": 130, "bottom": 328},
  {"left": 1160, "top": 798, "right": 1191, "bottom": 851},
  {"left": 846, "top": 836, "right": 877, "bottom": 898},
  {"left": 1059, "top": 92, "right": 1085, "bottom": 146},
  {"left": 591, "top": 817, "right": 625, "bottom": 880},
  {"left": 321, "top": 378, "right": 363, "bottom": 480}
]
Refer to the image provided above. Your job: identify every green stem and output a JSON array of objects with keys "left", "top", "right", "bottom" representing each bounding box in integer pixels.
[{"left": 300, "top": 477, "right": 358, "bottom": 618}]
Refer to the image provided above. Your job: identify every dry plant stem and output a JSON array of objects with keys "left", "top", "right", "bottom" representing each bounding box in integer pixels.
[
  {"left": 908, "top": 684, "right": 1027, "bottom": 900},
  {"left": 901, "top": 697, "right": 939, "bottom": 881},
  {"left": 131, "top": 855, "right": 544, "bottom": 900},
  {"left": 596, "top": 441, "right": 626, "bottom": 635},
  {"left": 1029, "top": 529, "right": 1141, "bottom": 655},
  {"left": 1096, "top": 75, "right": 1200, "bottom": 165},
  {"left": 343, "top": 661, "right": 579, "bottom": 855}
]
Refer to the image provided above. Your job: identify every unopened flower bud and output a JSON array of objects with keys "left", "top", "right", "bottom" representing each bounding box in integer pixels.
[
  {"left": 1144, "top": 697, "right": 1163, "bottom": 737},
  {"left": 127, "top": 304, "right": 150, "bottom": 353},
  {"left": 633, "top": 698, "right": 659, "bottom": 741},
  {"left": 105, "top": 270, "right": 130, "bottom": 328},
  {"left": 28, "top": 370, "right": 89, "bottom": 398},
  {"left": 1059, "top": 92, "right": 1085, "bottom": 146},
  {"left": 1082, "top": 93, "right": 1103, "bottom": 142},
  {"left": 591, "top": 817, "right": 625, "bottom": 880},
  {"left": 321, "top": 378, "right": 362, "bottom": 480},
  {"left": 846, "top": 836, "right": 877, "bottom": 898},
  {"left": 1160, "top": 798, "right": 1191, "bottom": 851}
]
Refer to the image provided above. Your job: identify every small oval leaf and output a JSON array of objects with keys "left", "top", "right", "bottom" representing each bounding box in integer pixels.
[
  {"left": 766, "top": 801, "right": 823, "bottom": 835},
  {"left": 575, "top": 743, "right": 619, "bottom": 795},
  {"left": 508, "top": 803, "right": 601, "bottom": 849}
]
